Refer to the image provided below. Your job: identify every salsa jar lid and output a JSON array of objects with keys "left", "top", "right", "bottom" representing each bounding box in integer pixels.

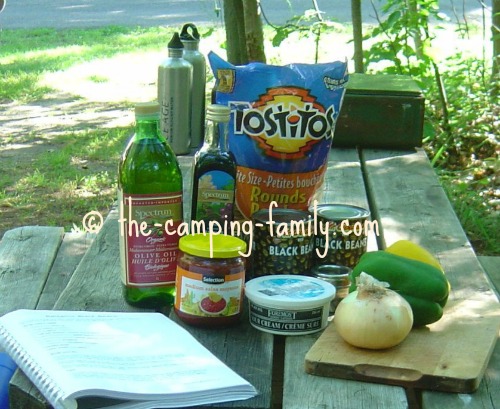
[
  {"left": 245, "top": 275, "right": 336, "bottom": 310},
  {"left": 179, "top": 234, "right": 247, "bottom": 259},
  {"left": 311, "top": 204, "right": 370, "bottom": 220}
]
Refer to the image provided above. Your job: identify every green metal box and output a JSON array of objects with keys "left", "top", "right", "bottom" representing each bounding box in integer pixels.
[{"left": 333, "top": 74, "right": 425, "bottom": 149}]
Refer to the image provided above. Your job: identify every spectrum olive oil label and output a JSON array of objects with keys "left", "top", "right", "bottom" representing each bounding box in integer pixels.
[{"left": 209, "top": 52, "right": 348, "bottom": 219}]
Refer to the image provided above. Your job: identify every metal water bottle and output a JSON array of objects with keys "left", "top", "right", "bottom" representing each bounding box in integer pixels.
[
  {"left": 158, "top": 32, "right": 192, "bottom": 155},
  {"left": 180, "top": 23, "right": 206, "bottom": 149}
]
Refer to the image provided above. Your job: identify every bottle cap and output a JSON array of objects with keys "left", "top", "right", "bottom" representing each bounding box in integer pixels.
[
  {"left": 168, "top": 32, "right": 184, "bottom": 49},
  {"left": 134, "top": 102, "right": 160, "bottom": 117},
  {"left": 180, "top": 23, "right": 200, "bottom": 41},
  {"left": 206, "top": 104, "right": 230, "bottom": 123}
]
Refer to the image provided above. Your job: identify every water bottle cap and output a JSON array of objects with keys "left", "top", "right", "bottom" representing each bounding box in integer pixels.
[
  {"left": 206, "top": 104, "right": 230, "bottom": 122},
  {"left": 180, "top": 23, "right": 200, "bottom": 41},
  {"left": 168, "top": 32, "right": 184, "bottom": 49},
  {"left": 135, "top": 102, "right": 160, "bottom": 117}
]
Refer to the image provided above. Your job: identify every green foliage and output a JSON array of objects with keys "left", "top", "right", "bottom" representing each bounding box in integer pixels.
[
  {"left": 269, "top": 0, "right": 498, "bottom": 254},
  {"left": 364, "top": 1, "right": 498, "bottom": 255},
  {"left": 271, "top": 10, "right": 342, "bottom": 63},
  {"left": 425, "top": 55, "right": 498, "bottom": 168},
  {"left": 363, "top": 0, "right": 443, "bottom": 77},
  {"left": 440, "top": 170, "right": 499, "bottom": 255}
]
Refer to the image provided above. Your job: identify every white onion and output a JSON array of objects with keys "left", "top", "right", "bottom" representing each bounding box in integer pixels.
[{"left": 334, "top": 272, "right": 414, "bottom": 350}]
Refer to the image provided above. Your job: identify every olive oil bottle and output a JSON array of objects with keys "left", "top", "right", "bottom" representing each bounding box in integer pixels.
[
  {"left": 118, "top": 102, "right": 183, "bottom": 308},
  {"left": 191, "top": 104, "right": 236, "bottom": 225}
]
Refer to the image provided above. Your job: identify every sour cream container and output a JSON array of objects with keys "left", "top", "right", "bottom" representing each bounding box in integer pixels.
[{"left": 245, "top": 275, "right": 336, "bottom": 335}]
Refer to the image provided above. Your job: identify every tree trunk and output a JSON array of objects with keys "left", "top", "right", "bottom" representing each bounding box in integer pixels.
[
  {"left": 222, "top": 0, "right": 266, "bottom": 65},
  {"left": 493, "top": 0, "right": 500, "bottom": 78},
  {"left": 351, "top": 0, "right": 364, "bottom": 73},
  {"left": 243, "top": 0, "right": 266, "bottom": 63},
  {"left": 223, "top": 0, "right": 248, "bottom": 65},
  {"left": 406, "top": 0, "right": 424, "bottom": 60}
]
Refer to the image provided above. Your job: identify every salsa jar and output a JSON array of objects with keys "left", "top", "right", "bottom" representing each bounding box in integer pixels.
[{"left": 174, "top": 234, "right": 247, "bottom": 327}]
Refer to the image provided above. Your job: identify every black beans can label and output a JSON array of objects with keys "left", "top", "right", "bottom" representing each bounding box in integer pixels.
[
  {"left": 251, "top": 208, "right": 313, "bottom": 277},
  {"left": 310, "top": 204, "right": 371, "bottom": 268}
]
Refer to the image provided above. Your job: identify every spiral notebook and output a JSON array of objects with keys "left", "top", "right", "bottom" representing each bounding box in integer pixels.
[{"left": 0, "top": 309, "right": 257, "bottom": 409}]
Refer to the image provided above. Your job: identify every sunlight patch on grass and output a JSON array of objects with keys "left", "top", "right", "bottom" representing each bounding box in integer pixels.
[
  {"left": 0, "top": 126, "right": 126, "bottom": 234},
  {"left": 22, "top": 169, "right": 46, "bottom": 187},
  {"left": 88, "top": 75, "right": 109, "bottom": 83}
]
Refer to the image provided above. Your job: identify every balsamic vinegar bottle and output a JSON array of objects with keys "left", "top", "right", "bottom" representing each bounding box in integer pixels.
[
  {"left": 191, "top": 104, "right": 236, "bottom": 225},
  {"left": 180, "top": 23, "right": 206, "bottom": 149},
  {"left": 118, "top": 102, "right": 183, "bottom": 308}
]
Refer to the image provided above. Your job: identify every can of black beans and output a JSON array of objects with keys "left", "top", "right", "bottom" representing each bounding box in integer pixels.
[
  {"left": 309, "top": 204, "right": 371, "bottom": 268},
  {"left": 250, "top": 208, "right": 314, "bottom": 278}
]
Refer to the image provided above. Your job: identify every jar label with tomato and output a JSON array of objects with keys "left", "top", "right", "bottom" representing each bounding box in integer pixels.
[
  {"left": 175, "top": 266, "right": 244, "bottom": 317},
  {"left": 119, "top": 191, "right": 182, "bottom": 286}
]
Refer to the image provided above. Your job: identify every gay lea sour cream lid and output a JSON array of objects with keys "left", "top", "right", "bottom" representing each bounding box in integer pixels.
[{"left": 245, "top": 275, "right": 336, "bottom": 335}]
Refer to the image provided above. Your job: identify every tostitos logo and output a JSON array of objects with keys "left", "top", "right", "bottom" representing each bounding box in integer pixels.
[{"left": 230, "top": 87, "right": 335, "bottom": 160}]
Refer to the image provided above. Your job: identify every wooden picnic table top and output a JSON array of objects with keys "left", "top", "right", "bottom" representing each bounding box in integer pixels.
[{"left": 1, "top": 147, "right": 499, "bottom": 409}]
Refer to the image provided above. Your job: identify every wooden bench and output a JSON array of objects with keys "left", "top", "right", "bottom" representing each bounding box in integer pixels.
[
  {"left": 421, "top": 255, "right": 500, "bottom": 409},
  {"left": 1, "top": 148, "right": 499, "bottom": 409},
  {"left": 0, "top": 227, "right": 95, "bottom": 315}
]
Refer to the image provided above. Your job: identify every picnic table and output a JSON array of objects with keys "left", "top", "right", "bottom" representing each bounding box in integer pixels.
[{"left": 1, "top": 147, "right": 499, "bottom": 409}]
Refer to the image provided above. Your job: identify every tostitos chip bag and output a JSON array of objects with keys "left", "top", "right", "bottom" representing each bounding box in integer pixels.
[{"left": 208, "top": 52, "right": 349, "bottom": 219}]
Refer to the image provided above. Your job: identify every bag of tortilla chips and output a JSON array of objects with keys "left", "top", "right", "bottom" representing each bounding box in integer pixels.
[{"left": 208, "top": 52, "right": 348, "bottom": 219}]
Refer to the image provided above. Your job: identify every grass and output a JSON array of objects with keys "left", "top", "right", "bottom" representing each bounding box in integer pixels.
[
  {"left": 0, "top": 26, "right": 177, "bottom": 102},
  {"left": 449, "top": 184, "right": 499, "bottom": 253},
  {"left": 0, "top": 24, "right": 498, "bottom": 255},
  {"left": 0, "top": 26, "right": 182, "bottom": 235},
  {"left": 0, "top": 127, "right": 130, "bottom": 234}
]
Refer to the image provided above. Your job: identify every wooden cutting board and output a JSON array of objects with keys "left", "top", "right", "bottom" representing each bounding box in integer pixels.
[{"left": 305, "top": 291, "right": 500, "bottom": 393}]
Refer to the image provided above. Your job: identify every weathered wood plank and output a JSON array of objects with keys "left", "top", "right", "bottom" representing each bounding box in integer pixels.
[
  {"left": 362, "top": 149, "right": 500, "bottom": 406},
  {"left": 282, "top": 149, "right": 408, "bottom": 409},
  {"left": 321, "top": 148, "right": 368, "bottom": 205},
  {"left": 421, "top": 339, "right": 500, "bottom": 409},
  {"left": 320, "top": 148, "right": 379, "bottom": 252},
  {"left": 173, "top": 308, "right": 274, "bottom": 409},
  {"left": 7, "top": 213, "right": 154, "bottom": 409},
  {"left": 284, "top": 333, "right": 409, "bottom": 409},
  {"left": 1, "top": 226, "right": 64, "bottom": 409},
  {"left": 422, "top": 256, "right": 500, "bottom": 409},
  {"left": 36, "top": 232, "right": 95, "bottom": 310},
  {"left": 9, "top": 231, "right": 95, "bottom": 409},
  {"left": 0, "top": 226, "right": 63, "bottom": 316},
  {"left": 53, "top": 208, "right": 137, "bottom": 313},
  {"left": 480, "top": 256, "right": 500, "bottom": 298},
  {"left": 9, "top": 371, "right": 47, "bottom": 409},
  {"left": 9, "top": 215, "right": 131, "bottom": 409}
]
